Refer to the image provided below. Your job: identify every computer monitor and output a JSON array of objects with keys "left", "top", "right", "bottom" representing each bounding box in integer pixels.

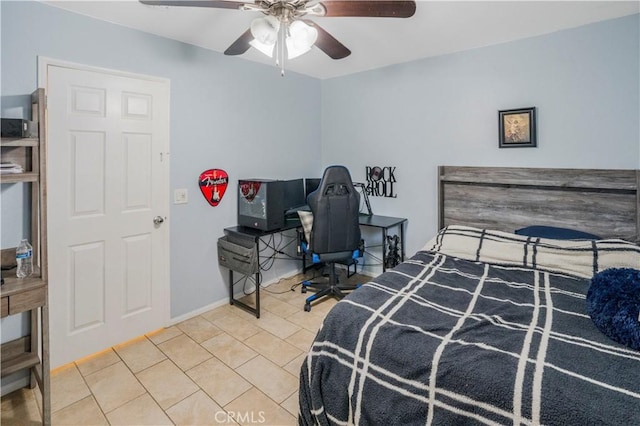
[{"left": 304, "top": 178, "right": 321, "bottom": 200}]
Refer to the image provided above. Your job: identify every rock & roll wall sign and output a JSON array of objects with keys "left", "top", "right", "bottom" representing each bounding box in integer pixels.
[{"left": 365, "top": 166, "right": 397, "bottom": 198}]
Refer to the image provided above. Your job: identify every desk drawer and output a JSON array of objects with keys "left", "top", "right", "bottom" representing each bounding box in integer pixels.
[
  {"left": 9, "top": 288, "right": 45, "bottom": 315},
  {"left": 1, "top": 297, "right": 8, "bottom": 318}
]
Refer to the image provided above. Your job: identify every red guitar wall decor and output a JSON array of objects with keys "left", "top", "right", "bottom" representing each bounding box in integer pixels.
[{"left": 199, "top": 169, "right": 229, "bottom": 207}]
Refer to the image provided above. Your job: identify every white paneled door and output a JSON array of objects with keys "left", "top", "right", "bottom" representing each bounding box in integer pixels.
[{"left": 45, "top": 63, "right": 170, "bottom": 368}]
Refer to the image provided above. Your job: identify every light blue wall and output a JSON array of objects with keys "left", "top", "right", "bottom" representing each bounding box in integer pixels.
[
  {"left": 321, "top": 14, "right": 640, "bottom": 260},
  {"left": 1, "top": 0, "right": 638, "bottom": 369},
  {"left": 0, "top": 0, "right": 322, "bottom": 322}
]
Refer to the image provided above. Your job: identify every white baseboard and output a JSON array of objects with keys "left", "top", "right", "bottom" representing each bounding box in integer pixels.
[
  {"left": 168, "top": 269, "right": 304, "bottom": 326},
  {"left": 168, "top": 298, "right": 230, "bottom": 326}
]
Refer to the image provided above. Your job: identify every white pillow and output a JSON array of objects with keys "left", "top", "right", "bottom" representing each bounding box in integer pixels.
[{"left": 298, "top": 210, "right": 314, "bottom": 247}]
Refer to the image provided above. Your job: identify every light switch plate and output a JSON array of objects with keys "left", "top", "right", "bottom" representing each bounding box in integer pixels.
[{"left": 174, "top": 188, "right": 188, "bottom": 204}]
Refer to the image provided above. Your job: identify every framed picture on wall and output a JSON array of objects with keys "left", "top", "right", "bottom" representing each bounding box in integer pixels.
[{"left": 498, "top": 107, "right": 537, "bottom": 148}]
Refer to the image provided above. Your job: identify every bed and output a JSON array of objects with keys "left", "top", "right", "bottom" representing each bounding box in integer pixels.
[{"left": 298, "top": 166, "right": 640, "bottom": 425}]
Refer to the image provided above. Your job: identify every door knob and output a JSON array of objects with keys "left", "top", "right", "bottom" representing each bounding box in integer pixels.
[{"left": 153, "top": 216, "right": 165, "bottom": 225}]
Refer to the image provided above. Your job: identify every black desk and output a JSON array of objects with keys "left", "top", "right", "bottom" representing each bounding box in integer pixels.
[
  {"left": 223, "top": 214, "right": 407, "bottom": 318},
  {"left": 358, "top": 214, "right": 407, "bottom": 272},
  {"left": 223, "top": 220, "right": 301, "bottom": 318}
]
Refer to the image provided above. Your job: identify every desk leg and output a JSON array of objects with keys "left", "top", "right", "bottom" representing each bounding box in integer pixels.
[
  {"left": 382, "top": 228, "right": 388, "bottom": 273},
  {"left": 227, "top": 246, "right": 260, "bottom": 318},
  {"left": 400, "top": 222, "right": 406, "bottom": 262},
  {"left": 255, "top": 271, "right": 260, "bottom": 318},
  {"left": 254, "top": 238, "right": 260, "bottom": 318}
]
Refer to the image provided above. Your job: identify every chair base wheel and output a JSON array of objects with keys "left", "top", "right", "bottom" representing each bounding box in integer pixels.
[
  {"left": 304, "top": 303, "right": 311, "bottom": 312},
  {"left": 301, "top": 287, "right": 307, "bottom": 294}
]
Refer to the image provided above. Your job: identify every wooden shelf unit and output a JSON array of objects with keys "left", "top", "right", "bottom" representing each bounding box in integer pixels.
[{"left": 1, "top": 88, "right": 50, "bottom": 425}]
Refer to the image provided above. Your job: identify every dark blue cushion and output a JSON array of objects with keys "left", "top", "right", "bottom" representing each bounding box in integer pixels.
[
  {"left": 515, "top": 225, "right": 601, "bottom": 240},
  {"left": 586, "top": 268, "right": 640, "bottom": 350}
]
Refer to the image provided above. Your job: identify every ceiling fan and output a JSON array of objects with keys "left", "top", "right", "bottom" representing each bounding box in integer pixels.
[{"left": 140, "top": 0, "right": 417, "bottom": 74}]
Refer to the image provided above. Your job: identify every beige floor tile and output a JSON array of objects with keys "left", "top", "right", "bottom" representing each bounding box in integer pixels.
[
  {"left": 200, "top": 305, "right": 236, "bottom": 323},
  {"left": 200, "top": 332, "right": 258, "bottom": 369},
  {"left": 146, "top": 325, "right": 183, "bottom": 345},
  {"left": 50, "top": 363, "right": 92, "bottom": 413},
  {"left": 236, "top": 292, "right": 257, "bottom": 308},
  {"left": 243, "top": 331, "right": 302, "bottom": 367},
  {"left": 307, "top": 296, "right": 340, "bottom": 317},
  {"left": 157, "top": 334, "right": 212, "bottom": 371},
  {"left": 267, "top": 274, "right": 306, "bottom": 293},
  {"left": 283, "top": 352, "right": 307, "bottom": 377},
  {"left": 75, "top": 348, "right": 121, "bottom": 377},
  {"left": 259, "top": 293, "right": 300, "bottom": 317},
  {"left": 136, "top": 359, "right": 199, "bottom": 409},
  {"left": 286, "top": 328, "right": 317, "bottom": 351},
  {"left": 166, "top": 390, "right": 236, "bottom": 426},
  {"left": 212, "top": 314, "right": 262, "bottom": 341},
  {"left": 84, "top": 361, "right": 146, "bottom": 413},
  {"left": 1, "top": 388, "right": 41, "bottom": 425},
  {"left": 286, "top": 310, "right": 326, "bottom": 333},
  {"left": 246, "top": 311, "right": 302, "bottom": 340},
  {"left": 176, "top": 315, "right": 223, "bottom": 343},
  {"left": 234, "top": 293, "right": 266, "bottom": 312},
  {"left": 105, "top": 393, "right": 173, "bottom": 425},
  {"left": 281, "top": 390, "right": 300, "bottom": 417},
  {"left": 229, "top": 305, "right": 262, "bottom": 322},
  {"left": 224, "top": 387, "right": 296, "bottom": 426},
  {"left": 186, "top": 357, "right": 252, "bottom": 407},
  {"left": 51, "top": 395, "right": 108, "bottom": 425},
  {"left": 266, "top": 275, "right": 299, "bottom": 291},
  {"left": 235, "top": 356, "right": 298, "bottom": 404},
  {"left": 114, "top": 336, "right": 166, "bottom": 373},
  {"left": 270, "top": 284, "right": 308, "bottom": 304}
]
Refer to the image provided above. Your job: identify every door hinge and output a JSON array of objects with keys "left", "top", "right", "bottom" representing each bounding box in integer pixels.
[{"left": 160, "top": 152, "right": 170, "bottom": 162}]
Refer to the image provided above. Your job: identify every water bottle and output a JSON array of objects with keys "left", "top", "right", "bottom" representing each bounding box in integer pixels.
[{"left": 16, "top": 239, "right": 33, "bottom": 278}]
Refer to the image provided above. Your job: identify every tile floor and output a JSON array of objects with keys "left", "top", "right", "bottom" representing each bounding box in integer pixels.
[{"left": 1, "top": 271, "right": 370, "bottom": 426}]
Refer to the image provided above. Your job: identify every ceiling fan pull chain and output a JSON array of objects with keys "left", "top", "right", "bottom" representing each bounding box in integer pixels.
[{"left": 280, "top": 21, "right": 287, "bottom": 76}]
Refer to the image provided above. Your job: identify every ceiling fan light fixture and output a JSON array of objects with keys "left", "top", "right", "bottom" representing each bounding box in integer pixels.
[
  {"left": 286, "top": 20, "right": 318, "bottom": 59},
  {"left": 287, "top": 37, "right": 311, "bottom": 59},
  {"left": 250, "top": 15, "right": 280, "bottom": 45},
  {"left": 285, "top": 37, "right": 311, "bottom": 59},
  {"left": 249, "top": 39, "right": 275, "bottom": 57}
]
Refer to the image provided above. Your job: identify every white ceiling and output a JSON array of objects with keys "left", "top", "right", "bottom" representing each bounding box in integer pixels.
[{"left": 42, "top": 0, "right": 640, "bottom": 79}]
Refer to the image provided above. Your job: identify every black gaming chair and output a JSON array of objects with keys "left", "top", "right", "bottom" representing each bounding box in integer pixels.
[{"left": 300, "top": 166, "right": 362, "bottom": 312}]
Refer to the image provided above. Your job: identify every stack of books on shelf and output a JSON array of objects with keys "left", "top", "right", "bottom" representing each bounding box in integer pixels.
[{"left": 0, "top": 162, "right": 24, "bottom": 174}]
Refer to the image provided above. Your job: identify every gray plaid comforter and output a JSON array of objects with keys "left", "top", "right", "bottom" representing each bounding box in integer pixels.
[{"left": 299, "top": 227, "right": 640, "bottom": 425}]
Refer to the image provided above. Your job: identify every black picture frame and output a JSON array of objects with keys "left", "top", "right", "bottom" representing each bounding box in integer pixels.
[{"left": 499, "top": 107, "right": 537, "bottom": 148}]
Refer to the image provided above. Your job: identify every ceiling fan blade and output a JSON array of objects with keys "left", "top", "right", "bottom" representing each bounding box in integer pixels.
[
  {"left": 224, "top": 29, "right": 253, "bottom": 55},
  {"left": 139, "top": 0, "right": 247, "bottom": 9},
  {"left": 303, "top": 20, "right": 350, "bottom": 60},
  {"left": 317, "top": 1, "right": 416, "bottom": 18}
]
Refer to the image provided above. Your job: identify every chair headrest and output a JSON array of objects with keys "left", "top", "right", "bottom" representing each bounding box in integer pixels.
[{"left": 317, "top": 166, "right": 354, "bottom": 197}]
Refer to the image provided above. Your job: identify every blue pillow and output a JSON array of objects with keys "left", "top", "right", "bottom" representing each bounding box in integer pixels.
[
  {"left": 515, "top": 225, "right": 601, "bottom": 240},
  {"left": 586, "top": 268, "right": 640, "bottom": 350}
]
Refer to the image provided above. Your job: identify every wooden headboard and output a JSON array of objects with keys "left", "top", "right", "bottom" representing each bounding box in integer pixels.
[{"left": 438, "top": 166, "right": 640, "bottom": 242}]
